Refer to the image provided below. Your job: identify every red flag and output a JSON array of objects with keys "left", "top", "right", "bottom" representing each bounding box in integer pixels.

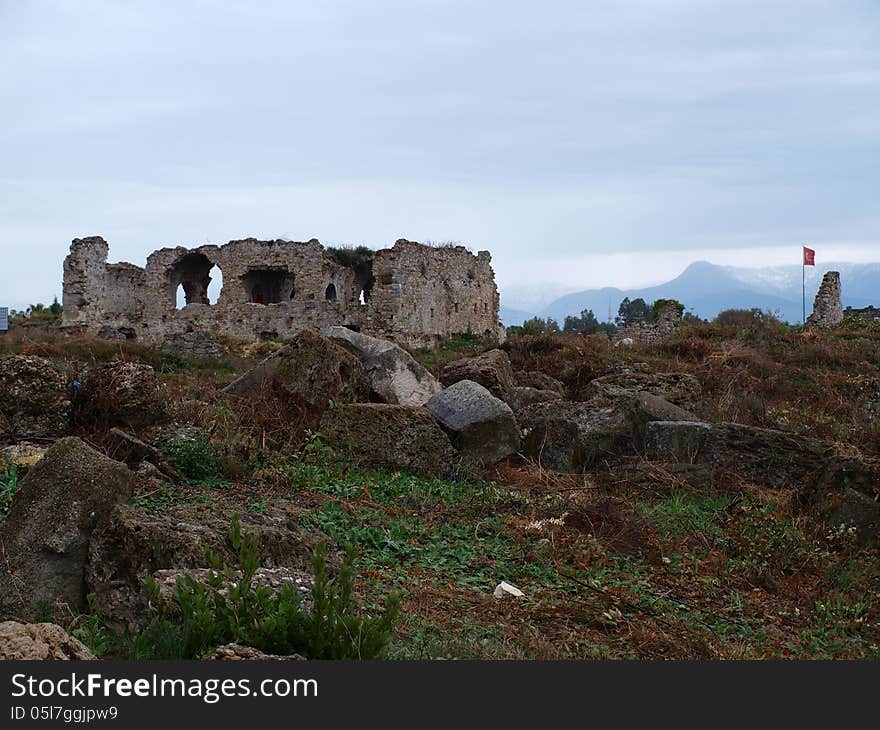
[{"left": 803, "top": 246, "right": 815, "bottom": 266}]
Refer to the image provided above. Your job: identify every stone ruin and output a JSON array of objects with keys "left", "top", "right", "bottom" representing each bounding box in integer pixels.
[
  {"left": 62, "top": 236, "right": 503, "bottom": 350},
  {"left": 613, "top": 303, "right": 682, "bottom": 345},
  {"left": 843, "top": 305, "right": 880, "bottom": 322},
  {"left": 807, "top": 271, "right": 843, "bottom": 327}
]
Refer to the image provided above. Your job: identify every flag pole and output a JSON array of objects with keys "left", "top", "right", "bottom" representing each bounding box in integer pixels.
[{"left": 802, "top": 257, "right": 805, "bottom": 325}]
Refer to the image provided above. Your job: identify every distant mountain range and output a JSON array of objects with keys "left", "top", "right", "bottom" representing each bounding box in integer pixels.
[{"left": 499, "top": 261, "right": 880, "bottom": 326}]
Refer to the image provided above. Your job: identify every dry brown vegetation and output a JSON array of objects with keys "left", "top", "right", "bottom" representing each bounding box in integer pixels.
[{"left": 2, "top": 317, "right": 879, "bottom": 659}]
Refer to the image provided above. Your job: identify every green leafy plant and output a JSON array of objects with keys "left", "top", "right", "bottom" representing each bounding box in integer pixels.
[
  {"left": 161, "top": 432, "right": 230, "bottom": 486},
  {"left": 0, "top": 463, "right": 21, "bottom": 520},
  {"left": 130, "top": 515, "right": 399, "bottom": 659},
  {"left": 69, "top": 594, "right": 112, "bottom": 657}
]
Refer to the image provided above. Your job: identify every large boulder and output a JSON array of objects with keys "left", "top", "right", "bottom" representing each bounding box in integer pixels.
[
  {"left": 223, "top": 328, "right": 369, "bottom": 411},
  {"left": 86, "top": 503, "right": 330, "bottom": 628},
  {"left": 519, "top": 391, "right": 695, "bottom": 472},
  {"left": 644, "top": 420, "right": 880, "bottom": 540},
  {"left": 0, "top": 437, "right": 135, "bottom": 618},
  {"left": 320, "top": 403, "right": 455, "bottom": 478},
  {"left": 76, "top": 360, "right": 167, "bottom": 431},
  {"left": 440, "top": 349, "right": 515, "bottom": 400},
  {"left": 644, "top": 420, "right": 877, "bottom": 491},
  {"left": 326, "top": 327, "right": 442, "bottom": 406},
  {"left": 519, "top": 398, "right": 642, "bottom": 472},
  {"left": 0, "top": 355, "right": 70, "bottom": 439},
  {"left": 426, "top": 380, "right": 520, "bottom": 467},
  {"left": 0, "top": 621, "right": 96, "bottom": 660},
  {"left": 587, "top": 371, "right": 702, "bottom": 411}
]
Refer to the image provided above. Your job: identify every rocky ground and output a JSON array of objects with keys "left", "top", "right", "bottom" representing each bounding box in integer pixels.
[{"left": 0, "top": 314, "right": 878, "bottom": 659}]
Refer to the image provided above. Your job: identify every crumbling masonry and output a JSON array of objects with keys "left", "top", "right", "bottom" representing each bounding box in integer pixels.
[
  {"left": 62, "top": 237, "right": 503, "bottom": 349},
  {"left": 807, "top": 271, "right": 843, "bottom": 327}
]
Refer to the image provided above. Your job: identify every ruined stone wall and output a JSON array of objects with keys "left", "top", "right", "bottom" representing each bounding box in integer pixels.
[
  {"left": 613, "top": 304, "right": 681, "bottom": 344},
  {"left": 807, "top": 271, "right": 843, "bottom": 327},
  {"left": 843, "top": 305, "right": 880, "bottom": 322},
  {"left": 62, "top": 236, "right": 502, "bottom": 349}
]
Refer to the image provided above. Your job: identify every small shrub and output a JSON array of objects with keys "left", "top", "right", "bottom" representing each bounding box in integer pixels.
[
  {"left": 0, "top": 463, "right": 21, "bottom": 520},
  {"left": 129, "top": 516, "right": 399, "bottom": 660},
  {"left": 69, "top": 594, "right": 112, "bottom": 657},
  {"left": 161, "top": 431, "right": 225, "bottom": 484},
  {"left": 325, "top": 245, "right": 374, "bottom": 269}
]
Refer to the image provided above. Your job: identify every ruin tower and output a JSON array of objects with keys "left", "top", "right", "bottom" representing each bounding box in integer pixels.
[
  {"left": 61, "top": 236, "right": 504, "bottom": 349},
  {"left": 806, "top": 271, "right": 843, "bottom": 327}
]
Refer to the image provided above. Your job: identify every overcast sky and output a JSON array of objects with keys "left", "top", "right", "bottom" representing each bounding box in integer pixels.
[{"left": 1, "top": 0, "right": 878, "bottom": 310}]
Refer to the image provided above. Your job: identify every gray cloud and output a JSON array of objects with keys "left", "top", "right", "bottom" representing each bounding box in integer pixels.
[{"left": 1, "top": 0, "right": 878, "bottom": 308}]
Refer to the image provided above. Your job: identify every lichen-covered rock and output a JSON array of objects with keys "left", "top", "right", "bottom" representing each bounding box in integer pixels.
[
  {"left": 643, "top": 421, "right": 713, "bottom": 463},
  {"left": 0, "top": 437, "right": 135, "bottom": 618},
  {"left": 0, "top": 621, "right": 96, "bottom": 660},
  {"left": 320, "top": 403, "right": 455, "bottom": 477},
  {"left": 0, "top": 354, "right": 70, "bottom": 439},
  {"left": 86, "top": 503, "right": 331, "bottom": 628},
  {"left": 514, "top": 371, "right": 565, "bottom": 394},
  {"left": 326, "top": 327, "right": 441, "bottom": 406},
  {"left": 587, "top": 371, "right": 702, "bottom": 411},
  {"left": 427, "top": 380, "right": 519, "bottom": 466},
  {"left": 519, "top": 388, "right": 693, "bottom": 473},
  {"left": 76, "top": 360, "right": 167, "bottom": 431},
  {"left": 223, "top": 328, "right": 368, "bottom": 411},
  {"left": 506, "top": 386, "right": 563, "bottom": 415},
  {"left": 441, "top": 349, "right": 515, "bottom": 400},
  {"left": 519, "top": 398, "right": 642, "bottom": 472}
]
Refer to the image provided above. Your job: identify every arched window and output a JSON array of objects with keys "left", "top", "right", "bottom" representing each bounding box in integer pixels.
[{"left": 325, "top": 283, "right": 337, "bottom": 301}]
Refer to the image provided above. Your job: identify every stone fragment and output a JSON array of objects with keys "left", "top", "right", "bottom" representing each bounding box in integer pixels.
[
  {"left": 587, "top": 371, "right": 701, "bottom": 411},
  {"left": 514, "top": 370, "right": 565, "bottom": 393},
  {"left": 86, "top": 503, "right": 330, "bottom": 627},
  {"left": 441, "top": 349, "right": 515, "bottom": 399},
  {"left": 427, "top": 380, "right": 519, "bottom": 466},
  {"left": 320, "top": 403, "right": 455, "bottom": 477},
  {"left": 327, "top": 327, "right": 442, "bottom": 406},
  {"left": 0, "top": 355, "right": 70, "bottom": 439},
  {"left": 223, "top": 328, "right": 369, "bottom": 411},
  {"left": 0, "top": 621, "right": 96, "bottom": 660},
  {"left": 0, "top": 437, "right": 135, "bottom": 617}
]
